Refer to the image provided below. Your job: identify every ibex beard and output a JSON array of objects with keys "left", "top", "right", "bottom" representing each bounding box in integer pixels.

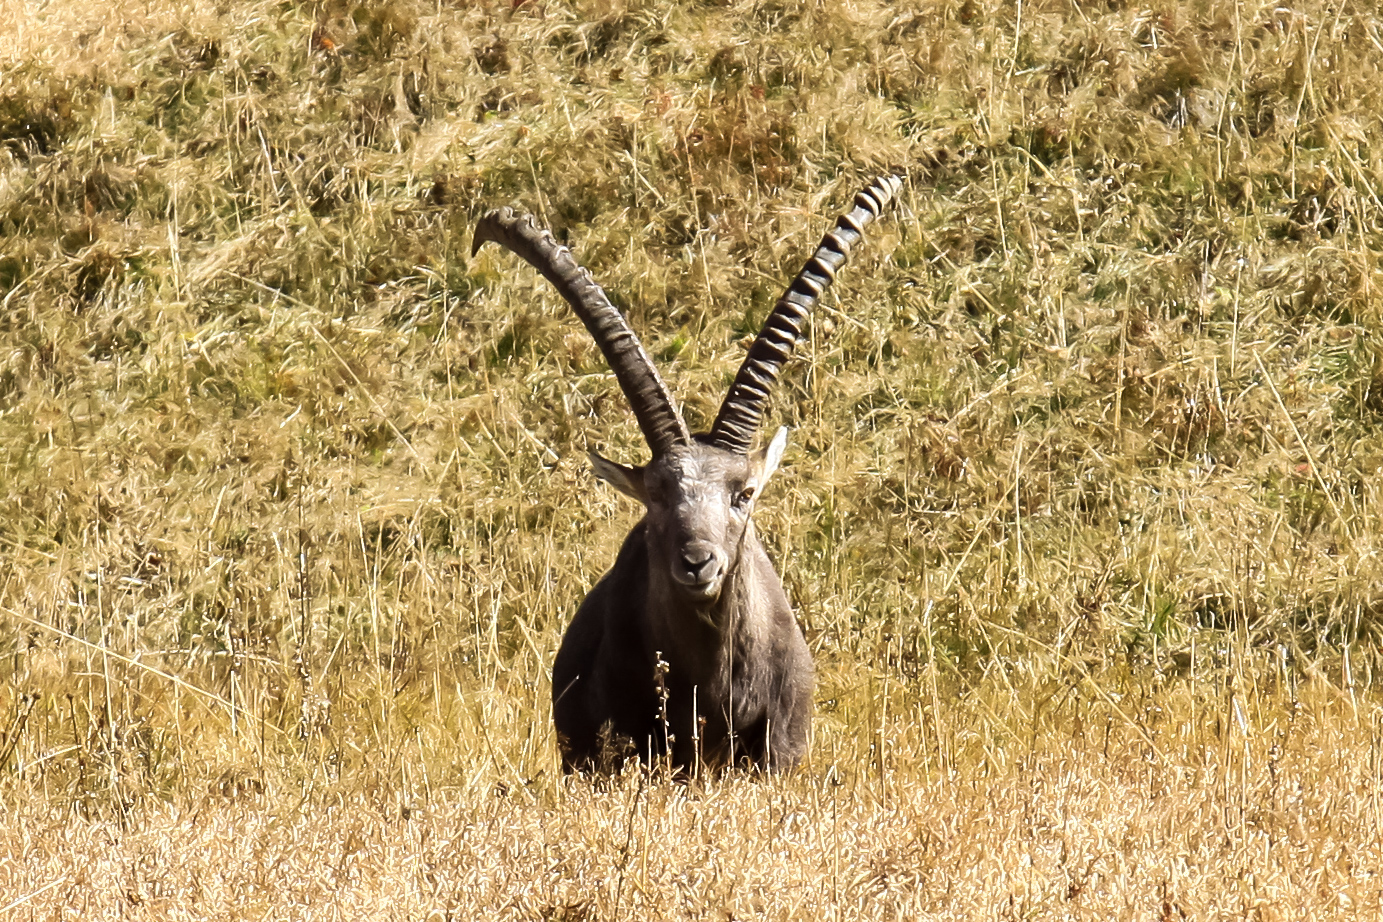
[{"left": 473, "top": 175, "right": 902, "bottom": 774}]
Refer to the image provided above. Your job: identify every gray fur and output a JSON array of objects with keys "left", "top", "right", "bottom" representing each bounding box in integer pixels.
[
  {"left": 552, "top": 433, "right": 811, "bottom": 772},
  {"left": 474, "top": 176, "right": 899, "bottom": 773}
]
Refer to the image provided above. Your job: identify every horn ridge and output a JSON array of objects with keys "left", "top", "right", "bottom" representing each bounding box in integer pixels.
[
  {"left": 708, "top": 174, "right": 903, "bottom": 454},
  {"left": 473, "top": 208, "right": 691, "bottom": 455}
]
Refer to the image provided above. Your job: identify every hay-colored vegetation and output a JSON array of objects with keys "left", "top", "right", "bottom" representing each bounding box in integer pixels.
[{"left": 2, "top": 0, "right": 1383, "bottom": 917}]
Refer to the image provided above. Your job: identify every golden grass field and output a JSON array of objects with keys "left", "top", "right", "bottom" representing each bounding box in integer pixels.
[{"left": 2, "top": 0, "right": 1383, "bottom": 916}]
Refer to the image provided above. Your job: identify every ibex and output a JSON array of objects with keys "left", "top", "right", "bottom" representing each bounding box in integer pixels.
[{"left": 472, "top": 175, "right": 901, "bottom": 773}]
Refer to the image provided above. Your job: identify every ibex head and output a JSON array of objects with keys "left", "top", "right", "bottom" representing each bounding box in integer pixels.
[
  {"left": 588, "top": 430, "right": 786, "bottom": 606},
  {"left": 472, "top": 176, "right": 901, "bottom": 611}
]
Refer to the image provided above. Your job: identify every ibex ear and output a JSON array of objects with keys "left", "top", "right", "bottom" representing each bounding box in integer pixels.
[
  {"left": 588, "top": 451, "right": 648, "bottom": 504},
  {"left": 750, "top": 426, "right": 789, "bottom": 488}
]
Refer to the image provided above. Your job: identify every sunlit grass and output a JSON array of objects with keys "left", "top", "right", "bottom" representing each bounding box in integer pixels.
[{"left": 2, "top": 0, "right": 1383, "bottom": 916}]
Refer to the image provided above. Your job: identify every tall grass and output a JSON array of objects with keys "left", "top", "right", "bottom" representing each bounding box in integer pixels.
[{"left": 2, "top": 0, "right": 1383, "bottom": 916}]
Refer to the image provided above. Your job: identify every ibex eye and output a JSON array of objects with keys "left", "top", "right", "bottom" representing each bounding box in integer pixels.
[{"left": 734, "top": 487, "right": 755, "bottom": 508}]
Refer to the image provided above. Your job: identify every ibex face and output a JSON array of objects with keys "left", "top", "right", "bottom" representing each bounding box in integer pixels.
[
  {"left": 590, "top": 430, "right": 786, "bottom": 608},
  {"left": 473, "top": 175, "right": 901, "bottom": 773}
]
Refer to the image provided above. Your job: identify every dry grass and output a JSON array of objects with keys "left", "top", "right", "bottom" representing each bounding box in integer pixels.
[
  {"left": 3, "top": 683, "right": 1382, "bottom": 919},
  {"left": 2, "top": 0, "right": 1383, "bottom": 916}
]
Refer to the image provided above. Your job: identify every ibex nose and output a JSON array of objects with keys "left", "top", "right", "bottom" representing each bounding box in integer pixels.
[{"left": 678, "top": 543, "right": 723, "bottom": 588}]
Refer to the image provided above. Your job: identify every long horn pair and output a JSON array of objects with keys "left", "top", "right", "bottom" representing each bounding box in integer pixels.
[
  {"left": 707, "top": 174, "right": 903, "bottom": 454},
  {"left": 472, "top": 174, "right": 902, "bottom": 457}
]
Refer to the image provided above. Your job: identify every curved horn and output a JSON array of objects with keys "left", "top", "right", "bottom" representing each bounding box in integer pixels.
[
  {"left": 473, "top": 209, "right": 690, "bottom": 456},
  {"left": 707, "top": 175, "right": 903, "bottom": 454}
]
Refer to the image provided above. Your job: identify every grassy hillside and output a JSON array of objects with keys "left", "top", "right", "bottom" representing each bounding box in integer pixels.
[{"left": 2, "top": 0, "right": 1383, "bottom": 916}]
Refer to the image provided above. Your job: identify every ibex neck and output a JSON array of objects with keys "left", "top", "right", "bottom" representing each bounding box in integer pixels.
[{"left": 646, "top": 535, "right": 766, "bottom": 677}]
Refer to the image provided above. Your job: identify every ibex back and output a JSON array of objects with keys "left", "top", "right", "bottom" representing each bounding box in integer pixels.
[{"left": 472, "top": 176, "right": 901, "bottom": 773}]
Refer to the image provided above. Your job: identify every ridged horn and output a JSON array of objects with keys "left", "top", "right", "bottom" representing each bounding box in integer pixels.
[
  {"left": 473, "top": 209, "right": 691, "bottom": 456},
  {"left": 708, "top": 175, "right": 903, "bottom": 454}
]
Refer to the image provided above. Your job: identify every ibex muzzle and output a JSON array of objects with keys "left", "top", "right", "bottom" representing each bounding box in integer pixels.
[{"left": 473, "top": 176, "right": 902, "bottom": 773}]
